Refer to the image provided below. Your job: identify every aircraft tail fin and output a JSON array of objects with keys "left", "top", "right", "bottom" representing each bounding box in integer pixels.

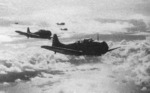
[
  {"left": 52, "top": 34, "right": 61, "bottom": 47},
  {"left": 27, "top": 27, "right": 31, "bottom": 33},
  {"left": 27, "top": 27, "right": 31, "bottom": 38}
]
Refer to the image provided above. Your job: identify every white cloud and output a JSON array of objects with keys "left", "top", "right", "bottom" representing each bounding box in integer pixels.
[
  {"left": 0, "top": 39, "right": 150, "bottom": 92},
  {"left": 67, "top": 20, "right": 133, "bottom": 34},
  {"left": 0, "top": 35, "right": 13, "bottom": 42}
]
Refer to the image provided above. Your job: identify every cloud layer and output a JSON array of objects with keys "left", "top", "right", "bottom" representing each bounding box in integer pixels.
[{"left": 0, "top": 38, "right": 150, "bottom": 93}]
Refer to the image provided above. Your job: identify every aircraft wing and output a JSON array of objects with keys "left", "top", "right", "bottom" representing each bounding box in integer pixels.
[
  {"left": 28, "top": 33, "right": 39, "bottom": 37},
  {"left": 15, "top": 31, "right": 28, "bottom": 36},
  {"left": 41, "top": 46, "right": 83, "bottom": 55},
  {"left": 108, "top": 47, "right": 121, "bottom": 52},
  {"left": 15, "top": 31, "right": 40, "bottom": 37}
]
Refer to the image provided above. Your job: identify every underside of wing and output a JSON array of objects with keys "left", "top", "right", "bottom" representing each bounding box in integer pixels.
[{"left": 41, "top": 46, "right": 83, "bottom": 55}]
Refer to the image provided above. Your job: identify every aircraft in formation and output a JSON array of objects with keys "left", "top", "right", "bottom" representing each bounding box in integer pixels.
[
  {"left": 41, "top": 34, "right": 120, "bottom": 56},
  {"left": 56, "top": 22, "right": 65, "bottom": 25},
  {"left": 15, "top": 27, "right": 52, "bottom": 39},
  {"left": 16, "top": 27, "right": 120, "bottom": 56},
  {"left": 60, "top": 28, "right": 68, "bottom": 31}
]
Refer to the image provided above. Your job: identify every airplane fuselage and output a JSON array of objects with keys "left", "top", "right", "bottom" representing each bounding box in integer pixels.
[
  {"left": 55, "top": 41, "right": 108, "bottom": 56},
  {"left": 46, "top": 37, "right": 109, "bottom": 56}
]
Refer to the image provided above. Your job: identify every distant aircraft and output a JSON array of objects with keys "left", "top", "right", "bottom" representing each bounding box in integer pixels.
[
  {"left": 15, "top": 27, "right": 52, "bottom": 39},
  {"left": 60, "top": 28, "right": 68, "bottom": 31},
  {"left": 41, "top": 34, "right": 120, "bottom": 56},
  {"left": 14, "top": 22, "right": 19, "bottom": 24},
  {"left": 56, "top": 22, "right": 65, "bottom": 25}
]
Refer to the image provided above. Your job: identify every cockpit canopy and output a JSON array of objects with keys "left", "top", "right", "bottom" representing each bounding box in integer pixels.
[
  {"left": 83, "top": 38, "right": 93, "bottom": 42},
  {"left": 75, "top": 38, "right": 94, "bottom": 44},
  {"left": 38, "top": 29, "right": 50, "bottom": 32},
  {"left": 34, "top": 29, "right": 51, "bottom": 34}
]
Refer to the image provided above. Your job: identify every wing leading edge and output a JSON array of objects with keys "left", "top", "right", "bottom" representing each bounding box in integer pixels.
[{"left": 41, "top": 46, "right": 83, "bottom": 55}]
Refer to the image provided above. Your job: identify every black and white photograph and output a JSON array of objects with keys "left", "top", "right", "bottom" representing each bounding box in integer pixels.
[{"left": 0, "top": 0, "right": 150, "bottom": 93}]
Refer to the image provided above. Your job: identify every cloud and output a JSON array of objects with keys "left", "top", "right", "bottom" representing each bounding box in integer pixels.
[
  {"left": 127, "top": 19, "right": 148, "bottom": 32},
  {"left": 0, "top": 0, "right": 16, "bottom": 17},
  {"left": 103, "top": 39, "right": 150, "bottom": 91},
  {"left": 95, "top": 16, "right": 150, "bottom": 34},
  {"left": 134, "top": 0, "right": 150, "bottom": 16},
  {"left": 0, "top": 37, "right": 150, "bottom": 92},
  {"left": 68, "top": 20, "right": 134, "bottom": 34},
  {"left": 0, "top": 35, "right": 13, "bottom": 43}
]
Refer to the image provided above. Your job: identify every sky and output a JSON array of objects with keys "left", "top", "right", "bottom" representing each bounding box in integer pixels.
[{"left": 0, "top": 0, "right": 150, "bottom": 35}]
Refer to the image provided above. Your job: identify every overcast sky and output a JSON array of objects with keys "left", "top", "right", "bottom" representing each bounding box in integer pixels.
[
  {"left": 0, "top": 0, "right": 150, "bottom": 34},
  {"left": 0, "top": 0, "right": 149, "bottom": 18}
]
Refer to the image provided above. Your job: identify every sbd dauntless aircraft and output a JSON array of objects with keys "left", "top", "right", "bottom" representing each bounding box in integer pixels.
[
  {"left": 60, "top": 28, "right": 68, "bottom": 31},
  {"left": 56, "top": 22, "right": 65, "bottom": 25},
  {"left": 15, "top": 27, "right": 52, "bottom": 39},
  {"left": 41, "top": 34, "right": 120, "bottom": 56}
]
